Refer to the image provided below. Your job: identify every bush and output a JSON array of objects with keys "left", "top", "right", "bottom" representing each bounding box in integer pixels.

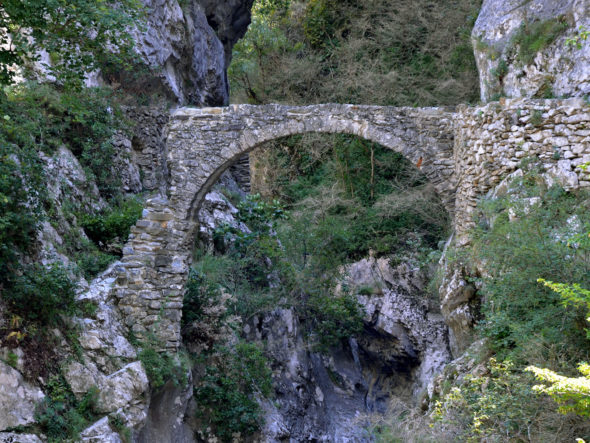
[
  {"left": 35, "top": 375, "right": 100, "bottom": 443},
  {"left": 79, "top": 197, "right": 143, "bottom": 245},
  {"left": 1, "top": 82, "right": 130, "bottom": 197},
  {"left": 137, "top": 335, "right": 188, "bottom": 390},
  {"left": 194, "top": 342, "right": 273, "bottom": 442},
  {"left": 229, "top": 0, "right": 481, "bottom": 106},
  {"left": 306, "top": 290, "right": 364, "bottom": 351},
  {"left": 471, "top": 166, "right": 590, "bottom": 364},
  {"left": 4, "top": 263, "right": 77, "bottom": 326},
  {"left": 510, "top": 18, "right": 569, "bottom": 65},
  {"left": 431, "top": 358, "right": 589, "bottom": 441}
]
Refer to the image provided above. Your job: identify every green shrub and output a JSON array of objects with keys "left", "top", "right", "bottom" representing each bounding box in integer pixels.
[
  {"left": 1, "top": 82, "right": 130, "bottom": 197},
  {"left": 182, "top": 269, "right": 214, "bottom": 327},
  {"left": 431, "top": 358, "right": 588, "bottom": 441},
  {"left": 137, "top": 335, "right": 188, "bottom": 390},
  {"left": 35, "top": 375, "right": 100, "bottom": 442},
  {"left": 510, "top": 18, "right": 569, "bottom": 65},
  {"left": 471, "top": 165, "right": 590, "bottom": 364},
  {"left": 75, "top": 247, "right": 117, "bottom": 279},
  {"left": 109, "top": 414, "right": 133, "bottom": 443},
  {"left": 4, "top": 263, "right": 77, "bottom": 326},
  {"left": 306, "top": 290, "right": 365, "bottom": 351},
  {"left": 79, "top": 197, "right": 143, "bottom": 245},
  {"left": 194, "top": 342, "right": 273, "bottom": 442},
  {"left": 529, "top": 109, "right": 544, "bottom": 127},
  {"left": 490, "top": 58, "right": 508, "bottom": 81}
]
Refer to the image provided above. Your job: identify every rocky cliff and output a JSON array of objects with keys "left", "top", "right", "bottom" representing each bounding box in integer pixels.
[
  {"left": 0, "top": 2, "right": 253, "bottom": 441},
  {"left": 473, "top": 0, "right": 590, "bottom": 102},
  {"left": 106, "top": 0, "right": 254, "bottom": 106}
]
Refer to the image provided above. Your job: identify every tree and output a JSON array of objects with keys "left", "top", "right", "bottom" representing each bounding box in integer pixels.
[
  {"left": 0, "top": 0, "right": 144, "bottom": 87},
  {"left": 525, "top": 230, "right": 590, "bottom": 418}
]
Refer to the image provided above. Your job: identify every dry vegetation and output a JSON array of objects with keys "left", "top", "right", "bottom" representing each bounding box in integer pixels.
[{"left": 230, "top": 0, "right": 481, "bottom": 106}]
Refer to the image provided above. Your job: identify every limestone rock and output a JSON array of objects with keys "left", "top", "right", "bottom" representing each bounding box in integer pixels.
[
  {"left": 427, "top": 339, "right": 490, "bottom": 405},
  {"left": 346, "top": 257, "right": 452, "bottom": 395},
  {"left": 76, "top": 263, "right": 137, "bottom": 368},
  {"left": 136, "top": 377, "right": 195, "bottom": 443},
  {"left": 0, "top": 362, "right": 45, "bottom": 431},
  {"left": 473, "top": 0, "right": 590, "bottom": 101},
  {"left": 242, "top": 256, "right": 450, "bottom": 442},
  {"left": 438, "top": 236, "right": 477, "bottom": 357},
  {"left": 112, "top": 134, "right": 142, "bottom": 194},
  {"left": 80, "top": 417, "right": 122, "bottom": 443},
  {"left": 197, "top": 186, "right": 249, "bottom": 250},
  {"left": 42, "top": 146, "right": 105, "bottom": 214},
  {"left": 0, "top": 433, "right": 43, "bottom": 443},
  {"left": 99, "top": 362, "right": 149, "bottom": 413},
  {"left": 129, "top": 0, "right": 253, "bottom": 105}
]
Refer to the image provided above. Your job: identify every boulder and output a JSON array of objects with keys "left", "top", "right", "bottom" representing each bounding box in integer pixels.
[{"left": 0, "top": 362, "right": 45, "bottom": 431}]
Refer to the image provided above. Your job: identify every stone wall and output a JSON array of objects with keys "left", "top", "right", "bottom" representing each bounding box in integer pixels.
[
  {"left": 454, "top": 97, "right": 590, "bottom": 239},
  {"left": 124, "top": 107, "right": 171, "bottom": 192}
]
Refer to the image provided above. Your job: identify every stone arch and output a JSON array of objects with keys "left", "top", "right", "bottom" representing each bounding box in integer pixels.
[{"left": 116, "top": 104, "right": 457, "bottom": 349}]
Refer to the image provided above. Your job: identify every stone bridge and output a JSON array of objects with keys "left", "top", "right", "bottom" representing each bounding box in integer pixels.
[
  {"left": 114, "top": 99, "right": 590, "bottom": 350},
  {"left": 115, "top": 104, "right": 456, "bottom": 349}
]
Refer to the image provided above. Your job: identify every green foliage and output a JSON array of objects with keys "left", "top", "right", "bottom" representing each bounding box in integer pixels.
[
  {"left": 198, "top": 189, "right": 368, "bottom": 349},
  {"left": 137, "top": 335, "right": 188, "bottom": 390},
  {"left": 4, "top": 351, "right": 18, "bottom": 369},
  {"left": 0, "top": 81, "right": 135, "bottom": 299},
  {"left": 566, "top": 26, "right": 590, "bottom": 49},
  {"left": 75, "top": 245, "right": 118, "bottom": 280},
  {"left": 509, "top": 18, "right": 569, "bottom": 65},
  {"left": 255, "top": 134, "right": 449, "bottom": 259},
  {"left": 490, "top": 58, "right": 508, "bottom": 81},
  {"left": 79, "top": 197, "right": 143, "bottom": 245},
  {"left": 431, "top": 358, "right": 579, "bottom": 442},
  {"left": 194, "top": 342, "right": 272, "bottom": 442},
  {"left": 182, "top": 268, "right": 220, "bottom": 327},
  {"left": 302, "top": 0, "right": 344, "bottom": 48},
  {"left": 3, "top": 263, "right": 77, "bottom": 326},
  {"left": 530, "top": 109, "right": 544, "bottom": 127},
  {"left": 1, "top": 82, "right": 130, "bottom": 197},
  {"left": 525, "top": 272, "right": 590, "bottom": 418},
  {"left": 470, "top": 165, "right": 590, "bottom": 363},
  {"left": 527, "top": 362, "right": 590, "bottom": 417},
  {"left": 109, "top": 414, "right": 133, "bottom": 443},
  {"left": 211, "top": 194, "right": 288, "bottom": 318},
  {"left": 305, "top": 289, "right": 364, "bottom": 351},
  {"left": 0, "top": 0, "right": 144, "bottom": 87},
  {"left": 538, "top": 277, "right": 590, "bottom": 339},
  {"left": 35, "top": 375, "right": 99, "bottom": 442}
]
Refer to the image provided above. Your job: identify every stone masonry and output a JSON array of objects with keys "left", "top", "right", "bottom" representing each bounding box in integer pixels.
[
  {"left": 454, "top": 97, "right": 590, "bottom": 241},
  {"left": 115, "top": 104, "right": 456, "bottom": 349},
  {"left": 115, "top": 100, "right": 590, "bottom": 350}
]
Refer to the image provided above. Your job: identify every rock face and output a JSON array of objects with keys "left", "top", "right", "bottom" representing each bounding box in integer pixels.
[
  {"left": 350, "top": 258, "right": 451, "bottom": 397},
  {"left": 438, "top": 241, "right": 477, "bottom": 357},
  {"left": 65, "top": 265, "right": 152, "bottom": 430},
  {"left": 473, "top": 0, "right": 590, "bottom": 102},
  {"left": 129, "top": 0, "right": 253, "bottom": 105},
  {"left": 244, "top": 257, "right": 451, "bottom": 442},
  {"left": 0, "top": 362, "right": 45, "bottom": 431}
]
